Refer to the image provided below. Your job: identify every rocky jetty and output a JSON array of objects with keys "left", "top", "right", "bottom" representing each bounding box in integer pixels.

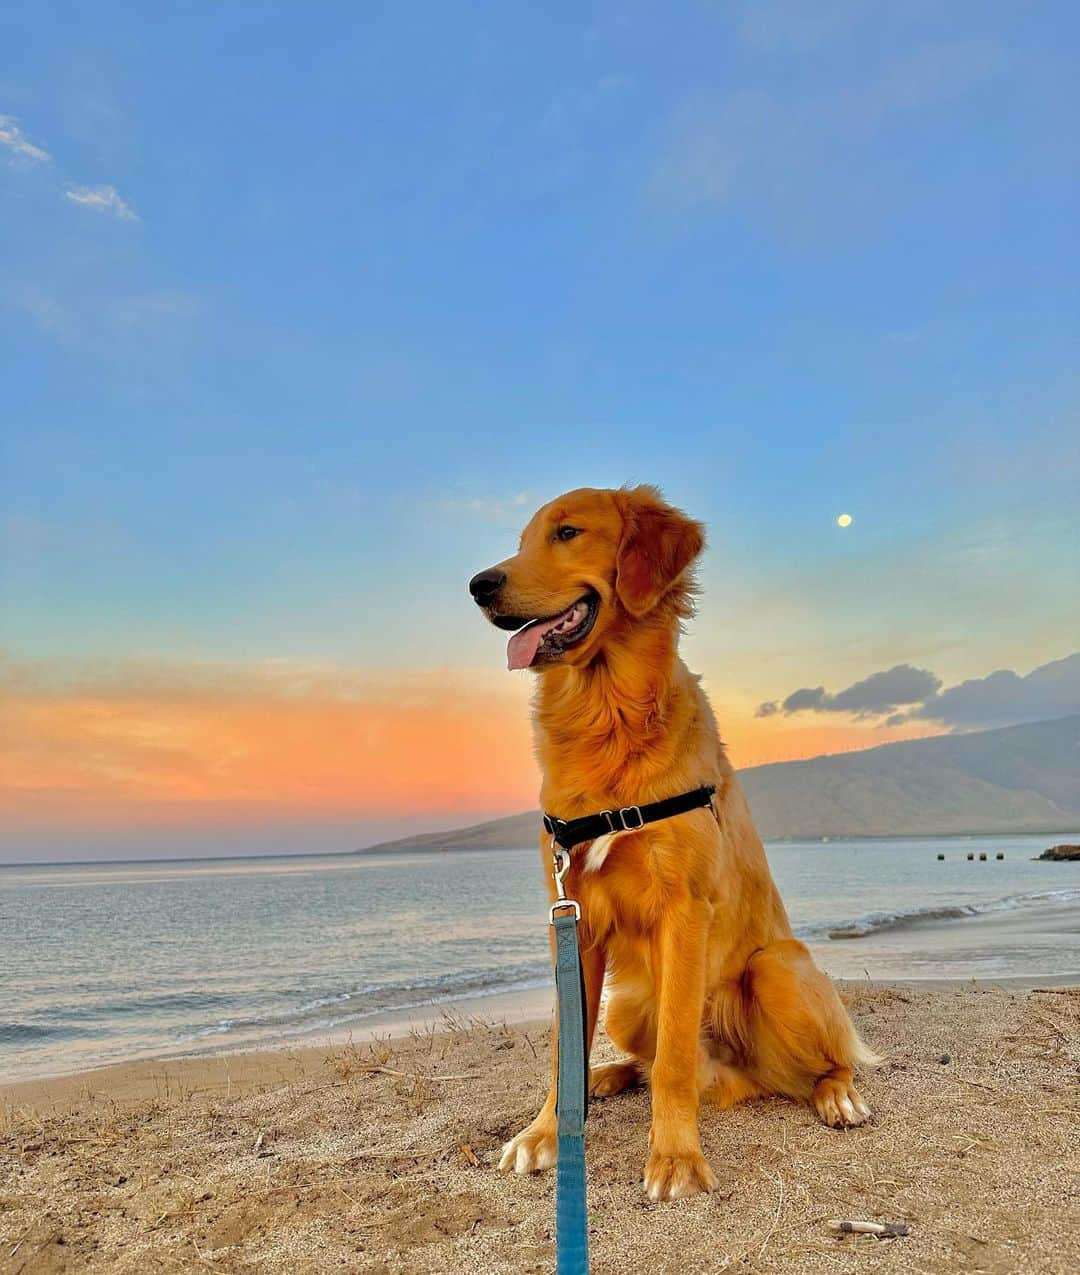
[{"left": 1036, "top": 843, "right": 1080, "bottom": 861}]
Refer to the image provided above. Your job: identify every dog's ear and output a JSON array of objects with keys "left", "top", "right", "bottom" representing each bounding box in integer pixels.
[{"left": 614, "top": 486, "right": 704, "bottom": 617}]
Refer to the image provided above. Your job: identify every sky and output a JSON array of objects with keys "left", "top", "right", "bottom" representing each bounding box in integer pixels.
[{"left": 2, "top": 2, "right": 1078, "bottom": 861}]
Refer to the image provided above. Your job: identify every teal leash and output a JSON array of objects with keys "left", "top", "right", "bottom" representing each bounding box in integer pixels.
[
  {"left": 550, "top": 847, "right": 589, "bottom": 1275},
  {"left": 541, "top": 784, "right": 717, "bottom": 1273}
]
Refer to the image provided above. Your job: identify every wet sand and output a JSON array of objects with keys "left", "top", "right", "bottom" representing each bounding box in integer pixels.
[{"left": 805, "top": 898, "right": 1080, "bottom": 983}]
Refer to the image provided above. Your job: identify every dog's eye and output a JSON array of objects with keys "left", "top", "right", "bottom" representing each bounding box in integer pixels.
[{"left": 555, "top": 526, "right": 581, "bottom": 542}]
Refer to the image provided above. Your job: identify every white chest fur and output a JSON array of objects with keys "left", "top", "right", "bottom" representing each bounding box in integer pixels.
[{"left": 583, "top": 832, "right": 622, "bottom": 874}]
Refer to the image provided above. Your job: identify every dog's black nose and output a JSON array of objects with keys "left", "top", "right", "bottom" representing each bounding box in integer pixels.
[{"left": 469, "top": 568, "right": 506, "bottom": 606}]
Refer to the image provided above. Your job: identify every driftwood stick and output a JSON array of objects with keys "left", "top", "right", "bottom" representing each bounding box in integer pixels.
[
  {"left": 828, "top": 1218, "right": 909, "bottom": 1238},
  {"left": 357, "top": 1064, "right": 483, "bottom": 1082}
]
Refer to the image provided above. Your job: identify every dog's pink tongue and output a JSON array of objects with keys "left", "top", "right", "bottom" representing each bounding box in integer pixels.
[
  {"left": 506, "top": 603, "right": 583, "bottom": 670},
  {"left": 506, "top": 620, "right": 546, "bottom": 671}
]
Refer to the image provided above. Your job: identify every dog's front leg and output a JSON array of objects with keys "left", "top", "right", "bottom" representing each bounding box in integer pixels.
[
  {"left": 644, "top": 898, "right": 715, "bottom": 1201},
  {"left": 499, "top": 936, "right": 605, "bottom": 1174}
]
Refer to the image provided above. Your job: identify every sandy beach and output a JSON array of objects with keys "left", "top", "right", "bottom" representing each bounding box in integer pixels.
[{"left": 2, "top": 979, "right": 1078, "bottom": 1275}]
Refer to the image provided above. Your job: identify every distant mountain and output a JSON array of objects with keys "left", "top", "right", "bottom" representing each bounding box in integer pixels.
[
  {"left": 738, "top": 714, "right": 1080, "bottom": 838},
  {"left": 356, "top": 810, "right": 546, "bottom": 855},
  {"left": 355, "top": 714, "right": 1080, "bottom": 853}
]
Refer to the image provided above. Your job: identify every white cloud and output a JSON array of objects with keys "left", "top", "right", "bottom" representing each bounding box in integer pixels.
[
  {"left": 8, "top": 282, "right": 199, "bottom": 354},
  {"left": 649, "top": 41, "right": 1005, "bottom": 241},
  {"left": 1, "top": 117, "right": 140, "bottom": 226},
  {"left": 442, "top": 492, "right": 533, "bottom": 523},
  {"left": 64, "top": 183, "right": 138, "bottom": 221},
  {"left": 0, "top": 114, "right": 51, "bottom": 164}
]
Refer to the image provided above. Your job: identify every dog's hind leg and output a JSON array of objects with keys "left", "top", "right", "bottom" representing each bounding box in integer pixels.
[
  {"left": 590, "top": 981, "right": 652, "bottom": 1096},
  {"left": 811, "top": 1066, "right": 872, "bottom": 1129},
  {"left": 699, "top": 1059, "right": 766, "bottom": 1110},
  {"left": 741, "top": 940, "right": 879, "bottom": 1128},
  {"left": 602, "top": 978, "right": 658, "bottom": 1062},
  {"left": 589, "top": 1060, "right": 641, "bottom": 1098}
]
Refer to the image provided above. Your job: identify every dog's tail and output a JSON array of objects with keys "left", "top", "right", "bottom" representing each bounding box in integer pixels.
[{"left": 850, "top": 1028, "right": 886, "bottom": 1071}]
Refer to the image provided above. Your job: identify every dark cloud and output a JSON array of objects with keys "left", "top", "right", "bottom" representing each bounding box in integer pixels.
[
  {"left": 828, "top": 665, "right": 941, "bottom": 714},
  {"left": 755, "top": 654, "right": 1080, "bottom": 731},
  {"left": 756, "top": 664, "right": 940, "bottom": 719},
  {"left": 782, "top": 686, "right": 828, "bottom": 713},
  {"left": 912, "top": 653, "right": 1080, "bottom": 728}
]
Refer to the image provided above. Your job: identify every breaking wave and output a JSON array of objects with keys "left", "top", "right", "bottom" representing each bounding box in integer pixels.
[{"left": 820, "top": 888, "right": 1080, "bottom": 941}]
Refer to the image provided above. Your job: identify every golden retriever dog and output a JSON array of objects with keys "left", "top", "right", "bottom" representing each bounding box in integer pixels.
[{"left": 468, "top": 485, "right": 878, "bottom": 1202}]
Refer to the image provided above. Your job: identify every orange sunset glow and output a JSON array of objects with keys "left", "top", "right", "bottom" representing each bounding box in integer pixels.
[{"left": 1, "top": 655, "right": 940, "bottom": 841}]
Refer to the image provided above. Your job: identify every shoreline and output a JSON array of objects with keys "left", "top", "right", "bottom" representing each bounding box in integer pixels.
[
  {"left": 4, "top": 971, "right": 1078, "bottom": 1104},
  {"left": 2, "top": 981, "right": 1077, "bottom": 1273},
  {"left": 5, "top": 891, "right": 1077, "bottom": 1089},
  {"left": 0, "top": 982, "right": 560, "bottom": 1097}
]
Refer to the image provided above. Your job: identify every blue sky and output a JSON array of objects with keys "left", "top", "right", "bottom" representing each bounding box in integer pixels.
[{"left": 2, "top": 2, "right": 1079, "bottom": 856}]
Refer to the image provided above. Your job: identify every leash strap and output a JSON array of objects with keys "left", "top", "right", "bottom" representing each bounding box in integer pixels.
[
  {"left": 543, "top": 784, "right": 716, "bottom": 851},
  {"left": 553, "top": 907, "right": 589, "bottom": 1274}
]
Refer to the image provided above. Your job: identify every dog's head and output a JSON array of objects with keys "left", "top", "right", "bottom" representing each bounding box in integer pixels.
[{"left": 468, "top": 485, "right": 704, "bottom": 670}]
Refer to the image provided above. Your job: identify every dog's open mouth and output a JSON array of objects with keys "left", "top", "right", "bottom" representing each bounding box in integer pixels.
[{"left": 505, "top": 591, "right": 598, "bottom": 670}]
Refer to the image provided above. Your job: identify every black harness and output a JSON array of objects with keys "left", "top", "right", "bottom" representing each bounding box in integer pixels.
[{"left": 543, "top": 784, "right": 717, "bottom": 851}]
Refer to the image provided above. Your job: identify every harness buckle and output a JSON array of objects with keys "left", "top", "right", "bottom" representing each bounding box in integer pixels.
[
  {"left": 598, "top": 809, "right": 616, "bottom": 833},
  {"left": 618, "top": 804, "right": 644, "bottom": 830},
  {"left": 544, "top": 814, "right": 570, "bottom": 848}
]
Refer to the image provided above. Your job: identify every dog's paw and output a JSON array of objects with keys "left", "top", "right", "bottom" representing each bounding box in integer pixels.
[
  {"left": 589, "top": 1061, "right": 641, "bottom": 1099},
  {"left": 498, "top": 1119, "right": 557, "bottom": 1174},
  {"left": 643, "top": 1148, "right": 715, "bottom": 1202},
  {"left": 813, "top": 1075, "right": 872, "bottom": 1128}
]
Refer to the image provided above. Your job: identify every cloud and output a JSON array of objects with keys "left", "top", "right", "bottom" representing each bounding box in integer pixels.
[
  {"left": 65, "top": 183, "right": 138, "bottom": 221},
  {"left": 757, "top": 654, "right": 1080, "bottom": 731},
  {"left": 649, "top": 41, "right": 1004, "bottom": 240},
  {"left": 1, "top": 115, "right": 138, "bottom": 222},
  {"left": 778, "top": 686, "right": 828, "bottom": 714},
  {"left": 911, "top": 653, "right": 1080, "bottom": 729},
  {"left": 441, "top": 491, "right": 533, "bottom": 524},
  {"left": 757, "top": 664, "right": 941, "bottom": 718},
  {"left": 0, "top": 114, "right": 50, "bottom": 164},
  {"left": 823, "top": 665, "right": 942, "bottom": 714},
  {"left": 7, "top": 283, "right": 198, "bottom": 356}
]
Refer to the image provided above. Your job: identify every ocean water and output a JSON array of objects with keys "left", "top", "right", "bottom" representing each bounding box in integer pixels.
[{"left": 2, "top": 832, "right": 1078, "bottom": 1082}]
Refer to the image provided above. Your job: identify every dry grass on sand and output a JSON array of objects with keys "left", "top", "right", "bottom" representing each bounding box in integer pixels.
[{"left": 2, "top": 983, "right": 1078, "bottom": 1274}]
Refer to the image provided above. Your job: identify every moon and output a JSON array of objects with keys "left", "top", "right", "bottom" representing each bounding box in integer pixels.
[{"left": 837, "top": 513, "right": 853, "bottom": 528}]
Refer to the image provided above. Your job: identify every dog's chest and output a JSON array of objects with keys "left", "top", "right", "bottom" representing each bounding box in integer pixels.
[{"left": 571, "top": 832, "right": 655, "bottom": 938}]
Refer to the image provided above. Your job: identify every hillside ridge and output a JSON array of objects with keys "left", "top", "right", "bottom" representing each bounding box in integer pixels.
[{"left": 355, "top": 714, "right": 1080, "bottom": 852}]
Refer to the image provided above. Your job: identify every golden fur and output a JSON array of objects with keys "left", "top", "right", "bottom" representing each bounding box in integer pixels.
[{"left": 472, "top": 485, "right": 878, "bottom": 1202}]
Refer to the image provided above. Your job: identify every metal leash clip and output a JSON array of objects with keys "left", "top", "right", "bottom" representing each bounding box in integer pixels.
[{"left": 549, "top": 841, "right": 581, "bottom": 924}]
